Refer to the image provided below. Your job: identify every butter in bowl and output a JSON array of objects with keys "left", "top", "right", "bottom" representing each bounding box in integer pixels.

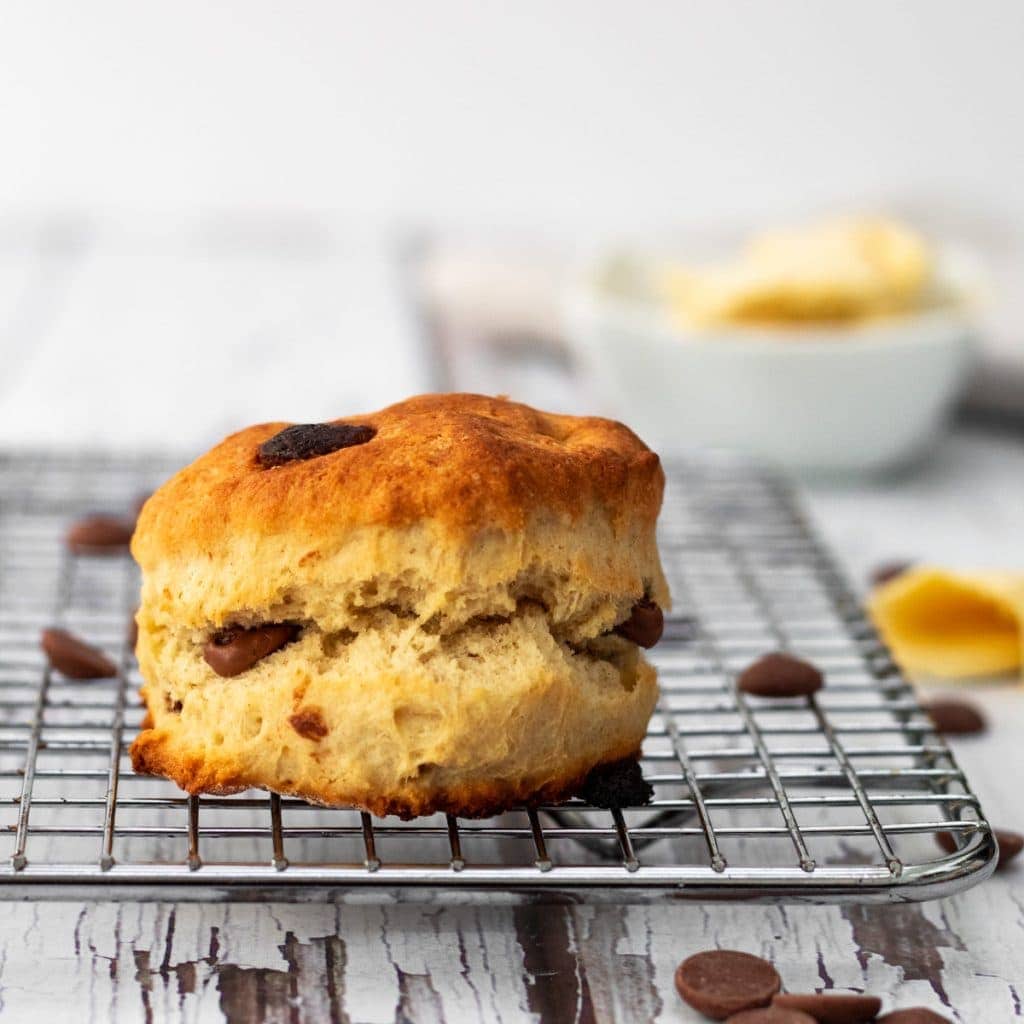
[{"left": 564, "top": 217, "right": 982, "bottom": 474}]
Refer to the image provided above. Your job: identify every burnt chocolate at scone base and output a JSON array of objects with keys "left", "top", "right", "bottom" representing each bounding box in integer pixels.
[{"left": 130, "top": 393, "right": 670, "bottom": 817}]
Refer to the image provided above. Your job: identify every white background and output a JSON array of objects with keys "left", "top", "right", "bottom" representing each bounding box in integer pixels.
[
  {"left": 1, "top": 0, "right": 1022, "bottom": 236},
  {"left": 0, "top": 1, "right": 1022, "bottom": 450}
]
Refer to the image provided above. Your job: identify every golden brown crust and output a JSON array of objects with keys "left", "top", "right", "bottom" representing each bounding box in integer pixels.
[
  {"left": 132, "top": 393, "right": 664, "bottom": 569},
  {"left": 130, "top": 726, "right": 642, "bottom": 819}
]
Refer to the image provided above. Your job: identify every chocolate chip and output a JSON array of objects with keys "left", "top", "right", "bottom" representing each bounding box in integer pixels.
[
  {"left": 203, "top": 624, "right": 299, "bottom": 677},
  {"left": 937, "top": 827, "right": 1022, "bottom": 870},
  {"left": 258, "top": 422, "right": 376, "bottom": 467},
  {"left": 40, "top": 628, "right": 118, "bottom": 679},
  {"left": 773, "top": 992, "right": 882, "bottom": 1023},
  {"left": 613, "top": 599, "right": 664, "bottom": 648},
  {"left": 737, "top": 652, "right": 823, "bottom": 699},
  {"left": 922, "top": 698, "right": 987, "bottom": 735},
  {"left": 66, "top": 514, "right": 134, "bottom": 553},
  {"left": 877, "top": 1010, "right": 950, "bottom": 1024},
  {"left": 577, "top": 758, "right": 653, "bottom": 808},
  {"left": 725, "top": 1009, "right": 816, "bottom": 1024},
  {"left": 675, "top": 950, "right": 781, "bottom": 1020},
  {"left": 869, "top": 560, "right": 913, "bottom": 588},
  {"left": 289, "top": 708, "right": 329, "bottom": 741}
]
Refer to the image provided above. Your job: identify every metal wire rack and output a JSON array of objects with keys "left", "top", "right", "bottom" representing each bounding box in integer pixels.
[{"left": 0, "top": 450, "right": 997, "bottom": 902}]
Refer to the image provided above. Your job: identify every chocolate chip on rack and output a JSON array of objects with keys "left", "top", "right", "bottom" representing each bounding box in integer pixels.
[
  {"left": 613, "top": 598, "right": 664, "bottom": 648},
  {"left": 66, "top": 514, "right": 134, "bottom": 553},
  {"left": 725, "top": 1008, "right": 816, "bottom": 1024},
  {"left": 203, "top": 624, "right": 299, "bottom": 677},
  {"left": 674, "top": 950, "right": 781, "bottom": 1020},
  {"left": 40, "top": 628, "right": 118, "bottom": 679},
  {"left": 737, "top": 652, "right": 823, "bottom": 698},
  {"left": 877, "top": 1010, "right": 950, "bottom": 1024},
  {"left": 922, "top": 698, "right": 987, "bottom": 736},
  {"left": 289, "top": 708, "right": 330, "bottom": 741},
  {"left": 936, "top": 827, "right": 1022, "bottom": 870},
  {"left": 577, "top": 758, "right": 653, "bottom": 808},
  {"left": 258, "top": 422, "right": 376, "bottom": 467},
  {"left": 773, "top": 992, "right": 882, "bottom": 1023}
]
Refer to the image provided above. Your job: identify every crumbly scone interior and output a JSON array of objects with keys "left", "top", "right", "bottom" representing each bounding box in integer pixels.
[
  {"left": 139, "top": 513, "right": 669, "bottom": 640},
  {"left": 134, "top": 514, "right": 668, "bottom": 810},
  {"left": 138, "top": 601, "right": 656, "bottom": 806}
]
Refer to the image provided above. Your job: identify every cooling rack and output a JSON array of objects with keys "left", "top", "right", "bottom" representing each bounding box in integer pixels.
[{"left": 0, "top": 450, "right": 996, "bottom": 902}]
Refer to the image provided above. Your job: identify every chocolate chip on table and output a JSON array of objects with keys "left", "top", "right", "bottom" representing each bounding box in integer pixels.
[
  {"left": 725, "top": 1008, "right": 816, "bottom": 1024},
  {"left": 66, "top": 514, "right": 134, "bottom": 553},
  {"left": 203, "top": 624, "right": 299, "bottom": 677},
  {"left": 921, "top": 698, "right": 987, "bottom": 736},
  {"left": 876, "top": 1010, "right": 950, "bottom": 1024},
  {"left": 289, "top": 708, "right": 329, "bottom": 741},
  {"left": 869, "top": 560, "right": 913, "bottom": 588},
  {"left": 258, "top": 422, "right": 376, "bottom": 467},
  {"left": 577, "top": 758, "right": 653, "bottom": 808},
  {"left": 613, "top": 599, "right": 664, "bottom": 648},
  {"left": 936, "top": 827, "right": 1023, "bottom": 870},
  {"left": 737, "top": 652, "right": 823, "bottom": 699},
  {"left": 773, "top": 992, "right": 883, "bottom": 1023},
  {"left": 40, "top": 628, "right": 118, "bottom": 679},
  {"left": 675, "top": 950, "right": 782, "bottom": 1020}
]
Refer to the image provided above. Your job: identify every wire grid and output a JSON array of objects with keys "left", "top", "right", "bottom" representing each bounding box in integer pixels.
[{"left": 0, "top": 450, "right": 997, "bottom": 901}]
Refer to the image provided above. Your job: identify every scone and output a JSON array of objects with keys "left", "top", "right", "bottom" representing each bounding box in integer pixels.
[{"left": 130, "top": 393, "right": 669, "bottom": 818}]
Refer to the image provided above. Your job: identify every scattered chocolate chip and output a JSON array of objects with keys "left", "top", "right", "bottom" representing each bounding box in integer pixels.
[
  {"left": 577, "top": 758, "right": 653, "bottom": 808},
  {"left": 164, "top": 692, "right": 183, "bottom": 714},
  {"left": 921, "top": 698, "right": 987, "bottom": 736},
  {"left": 737, "top": 652, "right": 823, "bottom": 699},
  {"left": 66, "top": 514, "right": 134, "bottom": 553},
  {"left": 40, "top": 628, "right": 118, "bottom": 679},
  {"left": 877, "top": 1010, "right": 950, "bottom": 1024},
  {"left": 613, "top": 599, "right": 664, "bottom": 648},
  {"left": 203, "top": 623, "right": 299, "bottom": 677},
  {"left": 937, "top": 827, "right": 1022, "bottom": 870},
  {"left": 289, "top": 708, "right": 329, "bottom": 741},
  {"left": 726, "top": 1008, "right": 816, "bottom": 1024},
  {"left": 773, "top": 992, "right": 882, "bottom": 1023},
  {"left": 869, "top": 560, "right": 913, "bottom": 588},
  {"left": 674, "top": 950, "right": 781, "bottom": 1020},
  {"left": 258, "top": 422, "right": 376, "bottom": 467}
]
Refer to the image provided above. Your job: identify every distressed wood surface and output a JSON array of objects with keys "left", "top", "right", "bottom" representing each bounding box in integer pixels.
[{"left": 0, "top": 220, "right": 1021, "bottom": 1022}]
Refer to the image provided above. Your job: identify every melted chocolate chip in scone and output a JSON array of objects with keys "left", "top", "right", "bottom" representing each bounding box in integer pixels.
[
  {"left": 203, "top": 624, "right": 299, "bottom": 677},
  {"left": 258, "top": 422, "right": 375, "bottom": 467},
  {"left": 577, "top": 758, "right": 653, "bottom": 808}
]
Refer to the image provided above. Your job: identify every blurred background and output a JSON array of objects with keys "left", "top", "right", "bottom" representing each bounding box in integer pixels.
[{"left": 0, "top": 0, "right": 1022, "bottom": 466}]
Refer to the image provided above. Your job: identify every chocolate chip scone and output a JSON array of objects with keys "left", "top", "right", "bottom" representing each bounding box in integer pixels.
[{"left": 130, "top": 393, "right": 669, "bottom": 818}]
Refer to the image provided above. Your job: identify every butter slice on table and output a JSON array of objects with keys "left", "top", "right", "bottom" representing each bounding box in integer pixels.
[
  {"left": 869, "top": 568, "right": 1024, "bottom": 680},
  {"left": 663, "top": 217, "right": 933, "bottom": 328}
]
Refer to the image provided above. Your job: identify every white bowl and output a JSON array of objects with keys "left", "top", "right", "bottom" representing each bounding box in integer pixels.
[{"left": 564, "top": 253, "right": 979, "bottom": 475}]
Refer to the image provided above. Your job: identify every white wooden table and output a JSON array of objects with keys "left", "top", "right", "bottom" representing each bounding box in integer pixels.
[{"left": 0, "top": 219, "right": 1021, "bottom": 1022}]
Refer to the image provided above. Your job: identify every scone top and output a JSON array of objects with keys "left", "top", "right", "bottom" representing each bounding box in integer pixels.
[
  {"left": 134, "top": 393, "right": 663, "bottom": 557},
  {"left": 133, "top": 393, "right": 668, "bottom": 637}
]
